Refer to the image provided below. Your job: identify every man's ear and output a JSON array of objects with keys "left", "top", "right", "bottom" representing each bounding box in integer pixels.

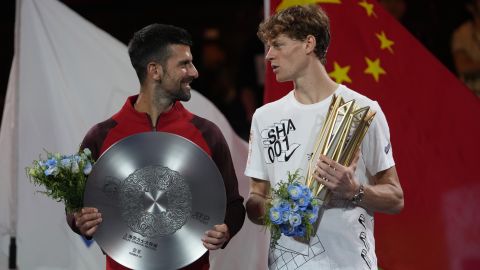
[
  {"left": 147, "top": 62, "right": 163, "bottom": 81},
  {"left": 304, "top": 35, "right": 317, "bottom": 55}
]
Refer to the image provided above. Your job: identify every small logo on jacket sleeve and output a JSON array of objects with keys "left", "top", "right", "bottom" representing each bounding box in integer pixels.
[{"left": 384, "top": 142, "right": 391, "bottom": 154}]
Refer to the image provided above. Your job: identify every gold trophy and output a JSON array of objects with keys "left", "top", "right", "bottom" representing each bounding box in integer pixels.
[{"left": 305, "top": 95, "right": 376, "bottom": 205}]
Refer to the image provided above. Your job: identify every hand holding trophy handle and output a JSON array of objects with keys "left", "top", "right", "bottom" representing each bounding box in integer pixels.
[
  {"left": 313, "top": 148, "right": 362, "bottom": 201},
  {"left": 305, "top": 94, "right": 376, "bottom": 205}
]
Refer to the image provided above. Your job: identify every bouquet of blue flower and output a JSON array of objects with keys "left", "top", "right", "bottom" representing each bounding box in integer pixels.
[
  {"left": 26, "top": 148, "right": 94, "bottom": 214},
  {"left": 264, "top": 170, "right": 320, "bottom": 247}
]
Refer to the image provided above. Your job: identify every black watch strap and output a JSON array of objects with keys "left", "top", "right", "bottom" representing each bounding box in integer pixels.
[{"left": 351, "top": 183, "right": 365, "bottom": 205}]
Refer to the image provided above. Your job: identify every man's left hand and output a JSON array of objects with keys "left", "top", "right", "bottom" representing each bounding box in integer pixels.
[
  {"left": 202, "top": 224, "right": 230, "bottom": 250},
  {"left": 314, "top": 151, "right": 360, "bottom": 200}
]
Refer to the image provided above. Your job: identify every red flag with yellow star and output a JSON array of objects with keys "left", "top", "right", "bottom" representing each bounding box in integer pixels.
[{"left": 264, "top": 0, "right": 480, "bottom": 269}]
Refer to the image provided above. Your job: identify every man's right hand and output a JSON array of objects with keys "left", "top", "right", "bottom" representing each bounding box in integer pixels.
[{"left": 73, "top": 207, "right": 102, "bottom": 238}]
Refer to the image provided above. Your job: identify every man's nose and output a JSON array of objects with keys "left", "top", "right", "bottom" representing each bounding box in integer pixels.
[
  {"left": 189, "top": 64, "right": 199, "bottom": 78},
  {"left": 265, "top": 47, "right": 274, "bottom": 61}
]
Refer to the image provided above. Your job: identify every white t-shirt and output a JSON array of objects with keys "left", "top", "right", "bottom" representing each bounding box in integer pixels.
[{"left": 245, "top": 85, "right": 395, "bottom": 270}]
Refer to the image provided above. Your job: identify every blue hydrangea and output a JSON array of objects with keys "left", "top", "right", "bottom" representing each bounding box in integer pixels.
[
  {"left": 44, "top": 166, "right": 58, "bottom": 176},
  {"left": 44, "top": 158, "right": 59, "bottom": 176},
  {"left": 269, "top": 208, "right": 283, "bottom": 225},
  {"left": 265, "top": 171, "right": 322, "bottom": 247},
  {"left": 280, "top": 224, "right": 296, "bottom": 237},
  {"left": 297, "top": 196, "right": 309, "bottom": 210},
  {"left": 281, "top": 210, "right": 290, "bottom": 223},
  {"left": 60, "top": 158, "right": 72, "bottom": 167},
  {"left": 306, "top": 210, "right": 318, "bottom": 224},
  {"left": 302, "top": 185, "right": 312, "bottom": 201},
  {"left": 278, "top": 200, "right": 290, "bottom": 212},
  {"left": 287, "top": 183, "right": 303, "bottom": 200},
  {"left": 83, "top": 161, "right": 92, "bottom": 175},
  {"left": 45, "top": 158, "right": 57, "bottom": 167},
  {"left": 289, "top": 212, "right": 302, "bottom": 227},
  {"left": 294, "top": 224, "right": 306, "bottom": 237},
  {"left": 290, "top": 202, "right": 299, "bottom": 212}
]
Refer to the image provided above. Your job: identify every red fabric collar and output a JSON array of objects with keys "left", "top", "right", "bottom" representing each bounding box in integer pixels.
[{"left": 113, "top": 95, "right": 188, "bottom": 129}]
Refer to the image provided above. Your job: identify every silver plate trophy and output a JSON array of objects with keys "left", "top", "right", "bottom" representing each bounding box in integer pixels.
[{"left": 83, "top": 132, "right": 226, "bottom": 270}]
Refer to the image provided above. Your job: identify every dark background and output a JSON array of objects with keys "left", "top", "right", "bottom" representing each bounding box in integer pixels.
[{"left": 0, "top": 0, "right": 473, "bottom": 138}]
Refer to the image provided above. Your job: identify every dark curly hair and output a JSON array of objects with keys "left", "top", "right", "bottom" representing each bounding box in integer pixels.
[
  {"left": 257, "top": 5, "right": 330, "bottom": 64},
  {"left": 128, "top": 24, "right": 193, "bottom": 83}
]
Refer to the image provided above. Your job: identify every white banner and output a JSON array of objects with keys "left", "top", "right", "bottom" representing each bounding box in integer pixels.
[
  {"left": 0, "top": 0, "right": 268, "bottom": 269},
  {"left": 0, "top": 56, "right": 18, "bottom": 265}
]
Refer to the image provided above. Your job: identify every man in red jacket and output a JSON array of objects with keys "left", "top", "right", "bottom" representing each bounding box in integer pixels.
[{"left": 66, "top": 23, "right": 245, "bottom": 270}]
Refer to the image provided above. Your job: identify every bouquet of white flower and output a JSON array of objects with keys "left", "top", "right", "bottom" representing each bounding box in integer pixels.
[
  {"left": 26, "top": 148, "right": 94, "bottom": 213},
  {"left": 264, "top": 170, "right": 320, "bottom": 247}
]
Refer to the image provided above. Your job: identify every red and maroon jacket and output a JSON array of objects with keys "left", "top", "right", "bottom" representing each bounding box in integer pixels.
[{"left": 71, "top": 95, "right": 245, "bottom": 270}]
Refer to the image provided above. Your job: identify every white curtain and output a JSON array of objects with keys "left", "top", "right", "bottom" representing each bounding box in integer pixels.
[{"left": 0, "top": 0, "right": 268, "bottom": 269}]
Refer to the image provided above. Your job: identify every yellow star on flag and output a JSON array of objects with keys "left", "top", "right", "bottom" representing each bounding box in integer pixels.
[
  {"left": 329, "top": 62, "right": 352, "bottom": 84},
  {"left": 376, "top": 31, "right": 394, "bottom": 53},
  {"left": 364, "top": 57, "right": 386, "bottom": 82},
  {"left": 358, "top": 0, "right": 377, "bottom": 18},
  {"left": 276, "top": 0, "right": 341, "bottom": 12}
]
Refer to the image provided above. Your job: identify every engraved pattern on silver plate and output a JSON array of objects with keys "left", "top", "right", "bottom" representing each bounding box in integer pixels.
[{"left": 119, "top": 165, "right": 192, "bottom": 238}]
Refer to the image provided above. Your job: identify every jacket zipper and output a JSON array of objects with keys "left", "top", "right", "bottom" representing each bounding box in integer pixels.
[{"left": 145, "top": 114, "right": 157, "bottom": 131}]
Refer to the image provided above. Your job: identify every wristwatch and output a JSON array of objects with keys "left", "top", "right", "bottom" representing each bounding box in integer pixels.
[{"left": 351, "top": 183, "right": 365, "bottom": 205}]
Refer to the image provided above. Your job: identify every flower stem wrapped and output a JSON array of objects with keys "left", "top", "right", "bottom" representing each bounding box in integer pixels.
[{"left": 264, "top": 169, "right": 320, "bottom": 247}]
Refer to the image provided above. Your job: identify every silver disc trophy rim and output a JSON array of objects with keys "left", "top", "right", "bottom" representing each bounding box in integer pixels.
[{"left": 83, "top": 132, "right": 226, "bottom": 270}]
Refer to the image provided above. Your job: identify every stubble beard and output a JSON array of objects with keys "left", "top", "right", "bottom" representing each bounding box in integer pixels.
[
  {"left": 164, "top": 70, "right": 192, "bottom": 102},
  {"left": 152, "top": 84, "right": 191, "bottom": 109},
  {"left": 176, "top": 81, "right": 192, "bottom": 102}
]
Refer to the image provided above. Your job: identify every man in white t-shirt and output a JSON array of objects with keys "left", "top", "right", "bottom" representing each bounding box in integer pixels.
[{"left": 245, "top": 5, "right": 404, "bottom": 270}]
